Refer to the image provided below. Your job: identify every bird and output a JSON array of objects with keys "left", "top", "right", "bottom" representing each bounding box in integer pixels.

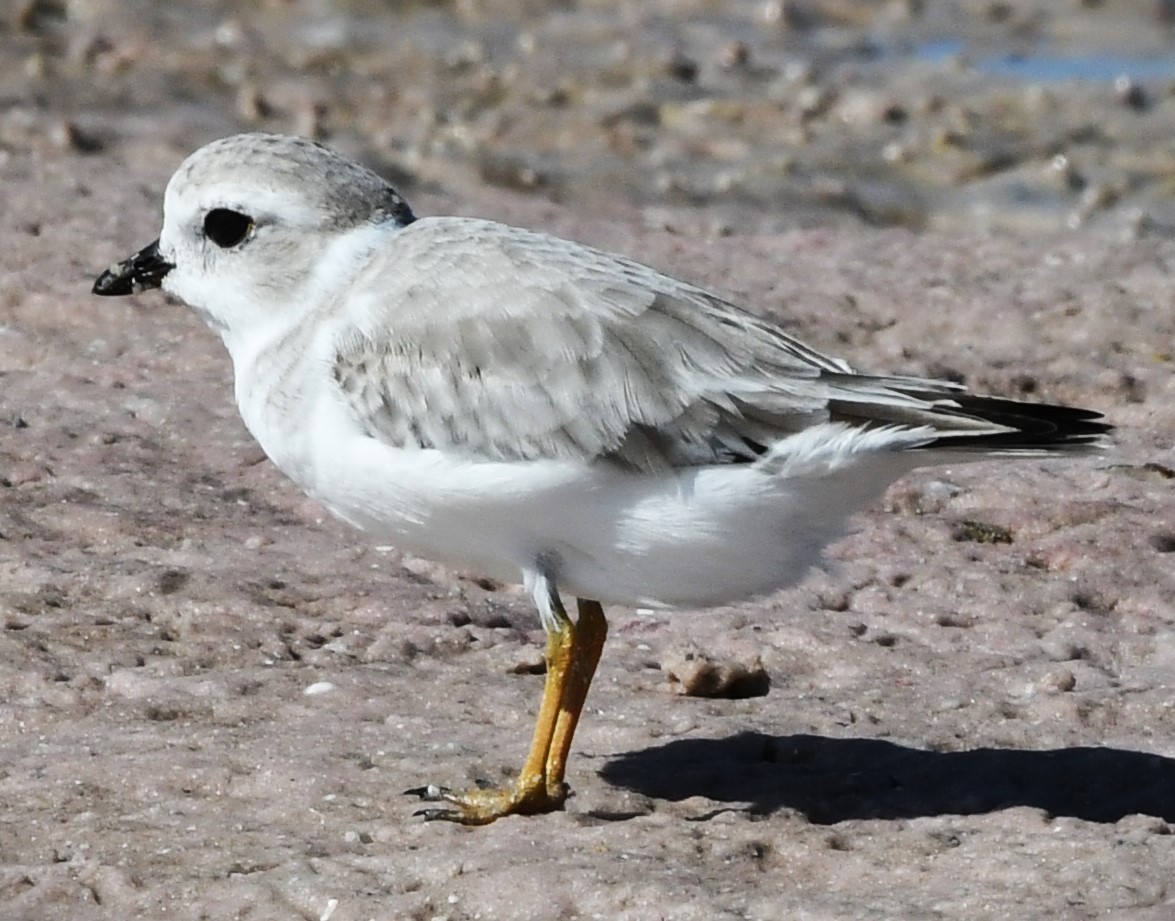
[{"left": 92, "top": 132, "right": 1110, "bottom": 824}]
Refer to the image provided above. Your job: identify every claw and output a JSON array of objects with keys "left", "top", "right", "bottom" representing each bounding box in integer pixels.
[
  {"left": 405, "top": 784, "right": 453, "bottom": 802},
  {"left": 414, "top": 807, "right": 463, "bottom": 822},
  {"left": 403, "top": 777, "right": 561, "bottom": 825}
]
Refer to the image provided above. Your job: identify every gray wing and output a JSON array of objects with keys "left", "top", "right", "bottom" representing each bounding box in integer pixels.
[{"left": 330, "top": 218, "right": 1039, "bottom": 470}]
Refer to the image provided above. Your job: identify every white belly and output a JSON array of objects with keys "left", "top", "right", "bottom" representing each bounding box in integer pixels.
[
  {"left": 298, "top": 427, "right": 916, "bottom": 609},
  {"left": 237, "top": 362, "right": 926, "bottom": 609}
]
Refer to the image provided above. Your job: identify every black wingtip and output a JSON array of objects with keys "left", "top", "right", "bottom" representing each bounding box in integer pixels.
[{"left": 931, "top": 395, "right": 1113, "bottom": 452}]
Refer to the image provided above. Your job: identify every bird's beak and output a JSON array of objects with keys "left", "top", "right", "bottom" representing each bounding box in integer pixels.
[{"left": 92, "top": 239, "right": 174, "bottom": 296}]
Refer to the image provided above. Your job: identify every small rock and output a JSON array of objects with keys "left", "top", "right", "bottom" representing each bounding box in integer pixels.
[
  {"left": 663, "top": 650, "right": 770, "bottom": 698},
  {"left": 1043, "top": 667, "right": 1077, "bottom": 693}
]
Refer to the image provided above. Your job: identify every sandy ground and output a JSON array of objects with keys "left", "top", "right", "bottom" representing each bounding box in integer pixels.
[{"left": 3, "top": 2, "right": 1175, "bottom": 920}]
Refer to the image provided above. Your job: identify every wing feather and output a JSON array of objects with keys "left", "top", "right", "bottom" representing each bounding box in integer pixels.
[{"left": 329, "top": 217, "right": 1102, "bottom": 470}]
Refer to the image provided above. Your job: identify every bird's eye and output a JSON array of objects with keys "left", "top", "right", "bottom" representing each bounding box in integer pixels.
[{"left": 203, "top": 209, "right": 254, "bottom": 248}]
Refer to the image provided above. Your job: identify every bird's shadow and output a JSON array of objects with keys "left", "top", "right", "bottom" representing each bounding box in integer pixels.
[{"left": 598, "top": 732, "right": 1175, "bottom": 824}]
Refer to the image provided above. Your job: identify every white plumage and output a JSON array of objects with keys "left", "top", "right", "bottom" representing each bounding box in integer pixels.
[{"left": 93, "top": 133, "right": 1109, "bottom": 823}]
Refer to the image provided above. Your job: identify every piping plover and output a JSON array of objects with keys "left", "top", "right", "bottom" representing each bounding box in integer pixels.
[{"left": 93, "top": 133, "right": 1110, "bottom": 824}]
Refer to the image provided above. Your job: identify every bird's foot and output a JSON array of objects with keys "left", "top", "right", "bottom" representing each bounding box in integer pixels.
[
  {"left": 406, "top": 774, "right": 568, "bottom": 825},
  {"left": 405, "top": 597, "right": 606, "bottom": 826}
]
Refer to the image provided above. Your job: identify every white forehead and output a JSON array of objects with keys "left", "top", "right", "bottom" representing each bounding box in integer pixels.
[
  {"left": 161, "top": 133, "right": 413, "bottom": 231},
  {"left": 162, "top": 167, "right": 324, "bottom": 229}
]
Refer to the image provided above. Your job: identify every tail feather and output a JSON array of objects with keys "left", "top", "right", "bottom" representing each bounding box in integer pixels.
[
  {"left": 926, "top": 395, "right": 1111, "bottom": 452},
  {"left": 827, "top": 380, "right": 1112, "bottom": 456}
]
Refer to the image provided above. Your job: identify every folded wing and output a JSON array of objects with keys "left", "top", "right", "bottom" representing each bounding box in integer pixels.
[{"left": 331, "top": 218, "right": 1108, "bottom": 471}]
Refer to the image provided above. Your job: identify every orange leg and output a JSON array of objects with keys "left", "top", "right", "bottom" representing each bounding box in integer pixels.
[
  {"left": 411, "top": 594, "right": 608, "bottom": 824},
  {"left": 544, "top": 599, "right": 608, "bottom": 801}
]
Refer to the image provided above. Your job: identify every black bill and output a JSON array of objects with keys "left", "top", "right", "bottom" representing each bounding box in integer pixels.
[{"left": 92, "top": 239, "right": 174, "bottom": 296}]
